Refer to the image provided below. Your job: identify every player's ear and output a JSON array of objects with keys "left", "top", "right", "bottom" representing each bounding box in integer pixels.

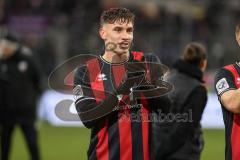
[{"left": 99, "top": 27, "right": 106, "bottom": 40}]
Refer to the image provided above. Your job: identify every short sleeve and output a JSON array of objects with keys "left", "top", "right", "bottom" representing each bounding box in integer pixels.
[
  {"left": 73, "top": 65, "right": 93, "bottom": 100},
  {"left": 214, "top": 68, "right": 237, "bottom": 99}
]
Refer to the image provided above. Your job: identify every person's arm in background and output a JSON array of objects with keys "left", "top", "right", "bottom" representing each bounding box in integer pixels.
[
  {"left": 215, "top": 68, "right": 240, "bottom": 113},
  {"left": 221, "top": 89, "right": 240, "bottom": 113}
]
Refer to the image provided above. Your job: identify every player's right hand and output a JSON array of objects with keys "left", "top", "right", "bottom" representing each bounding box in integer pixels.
[{"left": 116, "top": 62, "right": 148, "bottom": 95}]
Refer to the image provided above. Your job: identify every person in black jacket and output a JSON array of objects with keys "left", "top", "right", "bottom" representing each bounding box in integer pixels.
[
  {"left": 0, "top": 30, "right": 42, "bottom": 160},
  {"left": 152, "top": 42, "right": 208, "bottom": 160},
  {"left": 0, "top": 71, "right": 8, "bottom": 158}
]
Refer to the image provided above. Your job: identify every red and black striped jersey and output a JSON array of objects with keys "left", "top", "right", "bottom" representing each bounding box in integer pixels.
[
  {"left": 215, "top": 63, "right": 240, "bottom": 160},
  {"left": 74, "top": 52, "right": 155, "bottom": 160}
]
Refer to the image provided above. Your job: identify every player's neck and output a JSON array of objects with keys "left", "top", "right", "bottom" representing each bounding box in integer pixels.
[{"left": 102, "top": 51, "right": 129, "bottom": 63}]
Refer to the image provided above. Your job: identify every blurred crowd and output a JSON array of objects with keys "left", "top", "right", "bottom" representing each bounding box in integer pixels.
[{"left": 0, "top": 0, "right": 240, "bottom": 83}]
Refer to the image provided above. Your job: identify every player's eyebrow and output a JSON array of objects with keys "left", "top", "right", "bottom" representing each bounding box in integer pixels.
[
  {"left": 127, "top": 27, "right": 133, "bottom": 32},
  {"left": 113, "top": 26, "right": 123, "bottom": 31}
]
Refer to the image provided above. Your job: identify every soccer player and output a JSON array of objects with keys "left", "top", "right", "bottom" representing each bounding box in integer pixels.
[
  {"left": 214, "top": 23, "right": 240, "bottom": 160},
  {"left": 73, "top": 7, "right": 171, "bottom": 160}
]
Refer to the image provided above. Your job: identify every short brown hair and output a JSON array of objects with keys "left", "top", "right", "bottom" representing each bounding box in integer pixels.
[
  {"left": 100, "top": 7, "right": 135, "bottom": 27},
  {"left": 236, "top": 23, "right": 240, "bottom": 34},
  {"left": 181, "top": 42, "right": 207, "bottom": 66}
]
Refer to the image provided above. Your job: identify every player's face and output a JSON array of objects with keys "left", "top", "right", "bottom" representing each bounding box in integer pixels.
[
  {"left": 236, "top": 32, "right": 240, "bottom": 46},
  {"left": 100, "top": 21, "right": 134, "bottom": 56}
]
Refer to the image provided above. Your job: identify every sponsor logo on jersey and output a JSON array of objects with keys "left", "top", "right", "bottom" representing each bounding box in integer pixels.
[{"left": 97, "top": 73, "right": 107, "bottom": 81}]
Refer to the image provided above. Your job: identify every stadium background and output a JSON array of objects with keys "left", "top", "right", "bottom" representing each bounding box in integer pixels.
[{"left": 1, "top": 0, "right": 240, "bottom": 159}]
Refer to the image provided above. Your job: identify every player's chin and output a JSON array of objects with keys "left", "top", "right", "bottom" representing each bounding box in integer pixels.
[
  {"left": 115, "top": 49, "right": 129, "bottom": 56},
  {"left": 119, "top": 45, "right": 130, "bottom": 50},
  {"left": 115, "top": 52, "right": 127, "bottom": 57}
]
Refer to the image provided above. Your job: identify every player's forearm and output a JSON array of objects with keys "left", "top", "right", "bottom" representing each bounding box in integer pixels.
[
  {"left": 75, "top": 94, "right": 118, "bottom": 128},
  {"left": 229, "top": 89, "right": 240, "bottom": 113},
  {"left": 76, "top": 102, "right": 103, "bottom": 128},
  {"left": 222, "top": 89, "right": 240, "bottom": 113}
]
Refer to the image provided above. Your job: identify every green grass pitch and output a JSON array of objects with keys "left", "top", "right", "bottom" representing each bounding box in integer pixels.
[{"left": 8, "top": 122, "right": 225, "bottom": 160}]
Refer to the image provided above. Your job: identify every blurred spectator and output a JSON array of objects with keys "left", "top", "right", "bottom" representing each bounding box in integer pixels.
[
  {"left": 0, "top": 28, "right": 43, "bottom": 160},
  {"left": 166, "top": 42, "right": 208, "bottom": 160},
  {"left": 152, "top": 42, "right": 208, "bottom": 159},
  {"left": 0, "top": 57, "right": 8, "bottom": 160}
]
